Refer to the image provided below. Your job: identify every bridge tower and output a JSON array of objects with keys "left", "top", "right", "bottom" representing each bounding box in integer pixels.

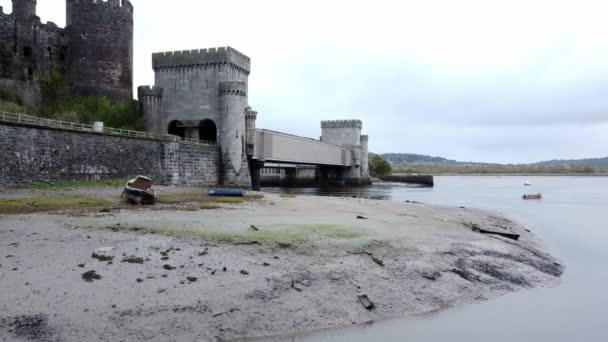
[{"left": 321, "top": 120, "right": 371, "bottom": 185}]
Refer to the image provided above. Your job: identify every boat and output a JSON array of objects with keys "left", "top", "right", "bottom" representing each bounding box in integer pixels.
[
  {"left": 122, "top": 176, "right": 157, "bottom": 205},
  {"left": 208, "top": 189, "right": 246, "bottom": 197},
  {"left": 524, "top": 181, "right": 532, "bottom": 186},
  {"left": 522, "top": 193, "right": 542, "bottom": 200}
]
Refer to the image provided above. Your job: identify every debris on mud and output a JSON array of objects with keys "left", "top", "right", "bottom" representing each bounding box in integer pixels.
[
  {"left": 122, "top": 256, "right": 144, "bottom": 264},
  {"left": 1, "top": 314, "right": 53, "bottom": 341},
  {"left": 240, "top": 270, "right": 249, "bottom": 275},
  {"left": 356, "top": 216, "right": 368, "bottom": 220},
  {"left": 250, "top": 225, "right": 259, "bottom": 231},
  {"left": 136, "top": 278, "right": 143, "bottom": 283},
  {"left": 358, "top": 295, "right": 375, "bottom": 311},
  {"left": 372, "top": 256, "right": 385, "bottom": 267},
  {"left": 77, "top": 263, "right": 85, "bottom": 268},
  {"left": 91, "top": 252, "right": 114, "bottom": 261},
  {"left": 421, "top": 271, "right": 442, "bottom": 281},
  {"left": 163, "top": 264, "right": 175, "bottom": 270},
  {"left": 187, "top": 276, "right": 198, "bottom": 282},
  {"left": 82, "top": 270, "right": 102, "bottom": 282}
]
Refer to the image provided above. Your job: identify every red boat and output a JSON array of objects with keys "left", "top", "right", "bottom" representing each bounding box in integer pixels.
[{"left": 522, "top": 193, "right": 542, "bottom": 200}]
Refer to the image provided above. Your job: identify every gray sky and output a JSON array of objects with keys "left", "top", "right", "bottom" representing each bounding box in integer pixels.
[{"left": 2, "top": 0, "right": 607, "bottom": 163}]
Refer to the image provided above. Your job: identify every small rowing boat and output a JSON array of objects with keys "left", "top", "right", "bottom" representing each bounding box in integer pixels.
[
  {"left": 522, "top": 193, "right": 542, "bottom": 200},
  {"left": 122, "top": 176, "right": 157, "bottom": 205}
]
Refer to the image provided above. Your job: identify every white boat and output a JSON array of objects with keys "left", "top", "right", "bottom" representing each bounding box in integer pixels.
[
  {"left": 121, "top": 176, "right": 156, "bottom": 205},
  {"left": 524, "top": 181, "right": 532, "bottom": 186}
]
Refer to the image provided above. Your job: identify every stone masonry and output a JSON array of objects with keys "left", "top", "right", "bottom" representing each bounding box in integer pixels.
[
  {"left": 0, "top": 0, "right": 133, "bottom": 106},
  {"left": 0, "top": 120, "right": 219, "bottom": 187}
]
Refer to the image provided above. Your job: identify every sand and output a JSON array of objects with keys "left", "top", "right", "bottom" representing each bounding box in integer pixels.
[{"left": 0, "top": 188, "right": 564, "bottom": 341}]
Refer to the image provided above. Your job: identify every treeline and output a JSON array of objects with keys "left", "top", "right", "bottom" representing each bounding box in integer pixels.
[
  {"left": 393, "top": 163, "right": 608, "bottom": 175},
  {"left": 0, "top": 69, "right": 142, "bottom": 130}
]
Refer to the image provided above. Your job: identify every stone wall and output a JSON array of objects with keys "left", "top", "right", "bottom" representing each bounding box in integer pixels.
[{"left": 0, "top": 121, "right": 221, "bottom": 187}]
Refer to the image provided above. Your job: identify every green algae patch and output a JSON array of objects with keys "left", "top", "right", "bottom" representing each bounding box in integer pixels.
[
  {"left": 200, "top": 203, "right": 221, "bottom": 210},
  {"left": 215, "top": 197, "right": 244, "bottom": 204},
  {"left": 148, "top": 223, "right": 364, "bottom": 245},
  {"left": 245, "top": 193, "right": 265, "bottom": 199},
  {"left": 29, "top": 178, "right": 127, "bottom": 190},
  {"left": 280, "top": 194, "right": 297, "bottom": 199},
  {"left": 0, "top": 195, "right": 112, "bottom": 215}
]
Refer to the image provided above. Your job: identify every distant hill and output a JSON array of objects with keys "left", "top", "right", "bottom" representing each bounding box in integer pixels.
[
  {"left": 378, "top": 153, "right": 608, "bottom": 167},
  {"left": 535, "top": 157, "right": 608, "bottom": 167}
]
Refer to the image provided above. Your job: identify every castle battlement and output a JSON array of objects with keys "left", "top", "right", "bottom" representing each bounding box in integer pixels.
[
  {"left": 321, "top": 120, "right": 363, "bottom": 129},
  {"left": 138, "top": 86, "right": 163, "bottom": 98},
  {"left": 152, "top": 47, "right": 250, "bottom": 73},
  {"left": 219, "top": 81, "right": 247, "bottom": 96},
  {"left": 67, "top": 0, "right": 133, "bottom": 12}
]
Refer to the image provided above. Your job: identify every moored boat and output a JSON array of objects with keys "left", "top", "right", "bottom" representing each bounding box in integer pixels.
[
  {"left": 122, "top": 176, "right": 156, "bottom": 205},
  {"left": 522, "top": 193, "right": 542, "bottom": 200}
]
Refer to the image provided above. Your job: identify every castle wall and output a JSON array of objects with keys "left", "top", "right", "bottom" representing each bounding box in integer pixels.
[
  {"left": 66, "top": 0, "right": 133, "bottom": 102},
  {"left": 0, "top": 4, "right": 68, "bottom": 106},
  {"left": 0, "top": 120, "right": 220, "bottom": 187}
]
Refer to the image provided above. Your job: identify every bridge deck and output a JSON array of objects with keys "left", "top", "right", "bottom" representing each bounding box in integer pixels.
[{"left": 253, "top": 129, "right": 351, "bottom": 166}]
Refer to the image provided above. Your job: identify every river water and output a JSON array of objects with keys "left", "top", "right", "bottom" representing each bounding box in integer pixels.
[{"left": 263, "top": 176, "right": 608, "bottom": 342}]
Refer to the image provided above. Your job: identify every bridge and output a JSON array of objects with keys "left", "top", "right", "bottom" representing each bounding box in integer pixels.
[{"left": 246, "top": 121, "right": 370, "bottom": 190}]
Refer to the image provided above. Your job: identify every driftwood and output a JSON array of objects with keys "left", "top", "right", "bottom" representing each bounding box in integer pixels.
[
  {"left": 358, "top": 295, "right": 375, "bottom": 310},
  {"left": 471, "top": 224, "right": 520, "bottom": 241}
]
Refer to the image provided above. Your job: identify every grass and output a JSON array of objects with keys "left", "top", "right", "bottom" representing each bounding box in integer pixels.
[
  {"left": 0, "top": 195, "right": 113, "bottom": 215},
  {"left": 200, "top": 203, "right": 221, "bottom": 210},
  {"left": 280, "top": 194, "right": 297, "bottom": 199},
  {"left": 214, "top": 197, "right": 245, "bottom": 204},
  {"left": 29, "top": 178, "right": 126, "bottom": 190}
]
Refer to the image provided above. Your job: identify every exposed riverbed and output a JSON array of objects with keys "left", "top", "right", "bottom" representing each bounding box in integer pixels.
[{"left": 0, "top": 185, "right": 564, "bottom": 341}]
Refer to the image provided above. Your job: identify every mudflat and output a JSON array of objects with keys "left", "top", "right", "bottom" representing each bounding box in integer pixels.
[{"left": 0, "top": 187, "right": 564, "bottom": 341}]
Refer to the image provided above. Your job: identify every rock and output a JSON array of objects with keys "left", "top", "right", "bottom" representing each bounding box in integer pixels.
[
  {"left": 372, "top": 257, "right": 385, "bottom": 267},
  {"left": 91, "top": 253, "right": 114, "bottom": 262},
  {"left": 163, "top": 264, "right": 175, "bottom": 270},
  {"left": 136, "top": 278, "right": 143, "bottom": 283},
  {"left": 222, "top": 267, "right": 227, "bottom": 272},
  {"left": 356, "top": 216, "right": 368, "bottom": 220},
  {"left": 300, "top": 279, "right": 312, "bottom": 287},
  {"left": 77, "top": 264, "right": 85, "bottom": 268},
  {"left": 240, "top": 270, "right": 249, "bottom": 275},
  {"left": 421, "top": 271, "right": 442, "bottom": 281},
  {"left": 122, "top": 256, "right": 144, "bottom": 264},
  {"left": 186, "top": 276, "right": 198, "bottom": 282},
  {"left": 161, "top": 256, "right": 169, "bottom": 260},
  {"left": 263, "top": 262, "right": 270, "bottom": 266},
  {"left": 82, "top": 270, "right": 101, "bottom": 282}
]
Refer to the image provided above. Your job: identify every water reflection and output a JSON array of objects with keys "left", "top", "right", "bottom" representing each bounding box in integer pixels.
[{"left": 262, "top": 176, "right": 608, "bottom": 342}]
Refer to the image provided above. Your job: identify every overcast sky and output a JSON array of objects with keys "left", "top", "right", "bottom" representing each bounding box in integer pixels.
[{"left": 2, "top": 0, "right": 607, "bottom": 163}]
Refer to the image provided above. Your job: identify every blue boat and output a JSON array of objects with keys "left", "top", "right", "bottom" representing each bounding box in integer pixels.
[{"left": 208, "top": 189, "right": 246, "bottom": 197}]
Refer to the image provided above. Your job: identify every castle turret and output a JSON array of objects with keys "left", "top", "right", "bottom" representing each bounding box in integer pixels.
[
  {"left": 361, "top": 135, "right": 370, "bottom": 179},
  {"left": 219, "top": 81, "right": 250, "bottom": 186},
  {"left": 65, "top": 0, "right": 133, "bottom": 102},
  {"left": 138, "top": 86, "right": 163, "bottom": 134},
  {"left": 12, "top": 0, "right": 36, "bottom": 21},
  {"left": 245, "top": 107, "right": 257, "bottom": 157}
]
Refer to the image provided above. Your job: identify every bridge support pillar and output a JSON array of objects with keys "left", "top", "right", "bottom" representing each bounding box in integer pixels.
[
  {"left": 335, "top": 167, "right": 346, "bottom": 186},
  {"left": 318, "top": 166, "right": 329, "bottom": 187},
  {"left": 283, "top": 168, "right": 297, "bottom": 187},
  {"left": 248, "top": 158, "right": 264, "bottom": 191}
]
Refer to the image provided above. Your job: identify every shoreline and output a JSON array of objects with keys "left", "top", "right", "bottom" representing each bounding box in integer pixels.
[{"left": 0, "top": 187, "right": 564, "bottom": 341}]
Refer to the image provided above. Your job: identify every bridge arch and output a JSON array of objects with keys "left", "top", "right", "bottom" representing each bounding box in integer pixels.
[
  {"left": 168, "top": 120, "right": 185, "bottom": 139},
  {"left": 199, "top": 119, "right": 217, "bottom": 142}
]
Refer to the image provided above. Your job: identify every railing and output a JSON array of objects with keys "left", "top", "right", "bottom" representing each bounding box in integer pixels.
[{"left": 0, "top": 111, "right": 216, "bottom": 145}]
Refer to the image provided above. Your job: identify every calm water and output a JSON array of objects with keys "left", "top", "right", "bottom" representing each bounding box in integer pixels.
[{"left": 263, "top": 176, "right": 608, "bottom": 342}]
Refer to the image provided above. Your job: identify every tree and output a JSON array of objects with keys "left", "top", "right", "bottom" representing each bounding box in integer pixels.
[{"left": 369, "top": 155, "right": 392, "bottom": 177}]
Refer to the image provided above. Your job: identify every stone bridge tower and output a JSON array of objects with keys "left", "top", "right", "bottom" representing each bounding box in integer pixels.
[
  {"left": 321, "top": 120, "right": 371, "bottom": 185},
  {"left": 139, "top": 47, "right": 257, "bottom": 187},
  {"left": 65, "top": 0, "right": 133, "bottom": 101}
]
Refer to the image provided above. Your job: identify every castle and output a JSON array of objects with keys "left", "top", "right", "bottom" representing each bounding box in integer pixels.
[
  {"left": 138, "top": 47, "right": 258, "bottom": 187},
  {"left": 0, "top": 0, "right": 133, "bottom": 106}
]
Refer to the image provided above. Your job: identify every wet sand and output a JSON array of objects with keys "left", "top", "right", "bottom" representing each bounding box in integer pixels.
[{"left": 0, "top": 188, "right": 564, "bottom": 341}]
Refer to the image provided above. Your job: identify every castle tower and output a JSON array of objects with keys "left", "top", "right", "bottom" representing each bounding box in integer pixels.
[
  {"left": 12, "top": 0, "right": 36, "bottom": 21},
  {"left": 219, "top": 81, "right": 250, "bottom": 187},
  {"left": 65, "top": 0, "right": 133, "bottom": 102},
  {"left": 321, "top": 120, "right": 371, "bottom": 185},
  {"left": 137, "top": 86, "right": 163, "bottom": 134}
]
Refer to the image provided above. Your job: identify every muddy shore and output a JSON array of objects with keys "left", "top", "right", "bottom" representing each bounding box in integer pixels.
[{"left": 0, "top": 187, "right": 564, "bottom": 341}]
